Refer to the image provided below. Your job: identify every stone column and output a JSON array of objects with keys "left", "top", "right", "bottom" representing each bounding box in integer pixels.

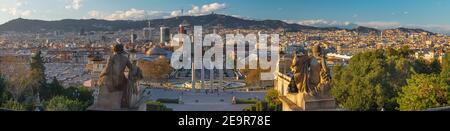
[
  {"left": 201, "top": 60, "right": 205, "bottom": 91},
  {"left": 210, "top": 67, "right": 214, "bottom": 93},
  {"left": 191, "top": 62, "right": 196, "bottom": 92},
  {"left": 219, "top": 69, "right": 224, "bottom": 92}
]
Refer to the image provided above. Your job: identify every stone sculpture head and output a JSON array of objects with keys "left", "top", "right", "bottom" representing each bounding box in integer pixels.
[
  {"left": 312, "top": 44, "right": 321, "bottom": 57},
  {"left": 113, "top": 44, "right": 125, "bottom": 54}
]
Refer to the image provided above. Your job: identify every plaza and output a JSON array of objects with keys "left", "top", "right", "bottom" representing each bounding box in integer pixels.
[{"left": 147, "top": 88, "right": 266, "bottom": 111}]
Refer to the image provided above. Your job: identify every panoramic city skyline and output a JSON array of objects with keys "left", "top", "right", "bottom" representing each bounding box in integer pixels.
[
  {"left": 1, "top": 0, "right": 450, "bottom": 34},
  {"left": 1, "top": 0, "right": 450, "bottom": 114}
]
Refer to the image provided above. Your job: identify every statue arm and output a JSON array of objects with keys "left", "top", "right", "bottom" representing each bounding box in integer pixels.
[
  {"left": 126, "top": 59, "right": 134, "bottom": 80},
  {"left": 321, "top": 56, "right": 328, "bottom": 72},
  {"left": 100, "top": 56, "right": 112, "bottom": 77},
  {"left": 126, "top": 60, "right": 133, "bottom": 70}
]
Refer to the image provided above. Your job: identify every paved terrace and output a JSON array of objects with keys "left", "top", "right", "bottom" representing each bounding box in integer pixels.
[{"left": 147, "top": 88, "right": 266, "bottom": 111}]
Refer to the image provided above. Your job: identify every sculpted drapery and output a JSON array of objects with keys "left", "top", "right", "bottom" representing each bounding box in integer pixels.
[
  {"left": 289, "top": 45, "right": 331, "bottom": 96},
  {"left": 90, "top": 44, "right": 143, "bottom": 110}
]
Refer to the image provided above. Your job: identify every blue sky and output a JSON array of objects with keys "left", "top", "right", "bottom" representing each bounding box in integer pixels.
[{"left": 1, "top": 0, "right": 450, "bottom": 33}]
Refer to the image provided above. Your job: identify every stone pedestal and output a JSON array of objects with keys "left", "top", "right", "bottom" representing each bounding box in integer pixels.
[
  {"left": 280, "top": 92, "right": 336, "bottom": 111},
  {"left": 88, "top": 87, "right": 148, "bottom": 111},
  {"left": 88, "top": 87, "right": 123, "bottom": 111}
]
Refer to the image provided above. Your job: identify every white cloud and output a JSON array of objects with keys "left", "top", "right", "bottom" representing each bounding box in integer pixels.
[
  {"left": 0, "top": 0, "right": 31, "bottom": 17},
  {"left": 65, "top": 0, "right": 82, "bottom": 10},
  {"left": 91, "top": 2, "right": 227, "bottom": 20},
  {"left": 1, "top": 7, "right": 31, "bottom": 17},
  {"left": 170, "top": 10, "right": 182, "bottom": 17},
  {"left": 96, "top": 8, "right": 168, "bottom": 20},
  {"left": 231, "top": 15, "right": 242, "bottom": 18},
  {"left": 105, "top": 8, "right": 146, "bottom": 20},
  {"left": 291, "top": 19, "right": 357, "bottom": 29},
  {"left": 201, "top": 3, "right": 226, "bottom": 13},
  {"left": 296, "top": 19, "right": 337, "bottom": 26},
  {"left": 406, "top": 24, "right": 450, "bottom": 34},
  {"left": 88, "top": 10, "right": 102, "bottom": 18},
  {"left": 170, "top": 3, "right": 226, "bottom": 17},
  {"left": 6, "top": 8, "right": 17, "bottom": 16},
  {"left": 190, "top": 3, "right": 226, "bottom": 16},
  {"left": 16, "top": 0, "right": 26, "bottom": 7},
  {"left": 20, "top": 9, "right": 31, "bottom": 16},
  {"left": 356, "top": 21, "right": 402, "bottom": 29}
]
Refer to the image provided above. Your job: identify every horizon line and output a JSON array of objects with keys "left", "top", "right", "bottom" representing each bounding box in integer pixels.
[{"left": 0, "top": 14, "right": 446, "bottom": 35}]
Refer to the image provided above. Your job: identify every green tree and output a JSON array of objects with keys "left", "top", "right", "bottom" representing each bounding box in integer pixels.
[
  {"left": 30, "top": 51, "right": 47, "bottom": 95},
  {"left": 40, "top": 77, "right": 65, "bottom": 100},
  {"left": 332, "top": 49, "right": 416, "bottom": 111},
  {"left": 146, "top": 101, "right": 173, "bottom": 111},
  {"left": 138, "top": 57, "right": 172, "bottom": 84},
  {"left": 429, "top": 59, "right": 442, "bottom": 74},
  {"left": 397, "top": 74, "right": 450, "bottom": 111},
  {"left": 332, "top": 50, "right": 387, "bottom": 111},
  {"left": 412, "top": 59, "right": 441, "bottom": 74},
  {"left": 265, "top": 89, "right": 282, "bottom": 111},
  {"left": 243, "top": 101, "right": 282, "bottom": 111},
  {"left": 265, "top": 89, "right": 279, "bottom": 102},
  {"left": 63, "top": 86, "right": 94, "bottom": 106},
  {"left": 2, "top": 99, "right": 26, "bottom": 111},
  {"left": 44, "top": 96, "right": 87, "bottom": 111},
  {"left": 398, "top": 46, "right": 413, "bottom": 58},
  {"left": 442, "top": 53, "right": 450, "bottom": 84},
  {"left": 0, "top": 75, "right": 8, "bottom": 105},
  {"left": 244, "top": 89, "right": 282, "bottom": 111}
]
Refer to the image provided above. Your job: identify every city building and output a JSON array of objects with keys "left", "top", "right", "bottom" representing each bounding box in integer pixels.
[{"left": 160, "top": 27, "right": 170, "bottom": 44}]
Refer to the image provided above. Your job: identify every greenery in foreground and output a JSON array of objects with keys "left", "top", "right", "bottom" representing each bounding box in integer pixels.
[
  {"left": 332, "top": 47, "right": 450, "bottom": 111},
  {"left": 2, "top": 48, "right": 449, "bottom": 111},
  {"left": 397, "top": 74, "right": 450, "bottom": 111},
  {"left": 156, "top": 98, "right": 179, "bottom": 104},
  {"left": 244, "top": 89, "right": 282, "bottom": 111},
  {"left": 236, "top": 98, "right": 259, "bottom": 104},
  {"left": 146, "top": 101, "right": 173, "bottom": 111},
  {"left": 0, "top": 51, "right": 93, "bottom": 111},
  {"left": 44, "top": 96, "right": 88, "bottom": 111}
]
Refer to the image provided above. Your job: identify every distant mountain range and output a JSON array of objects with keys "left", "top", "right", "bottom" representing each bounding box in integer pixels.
[
  {"left": 387, "top": 27, "right": 434, "bottom": 34},
  {"left": 294, "top": 20, "right": 359, "bottom": 30},
  {"left": 0, "top": 14, "right": 435, "bottom": 35}
]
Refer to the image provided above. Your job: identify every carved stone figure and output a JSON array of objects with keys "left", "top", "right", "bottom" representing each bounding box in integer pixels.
[
  {"left": 289, "top": 45, "right": 331, "bottom": 96},
  {"left": 89, "top": 44, "right": 143, "bottom": 110}
]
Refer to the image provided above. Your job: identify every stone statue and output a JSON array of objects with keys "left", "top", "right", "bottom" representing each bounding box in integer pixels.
[
  {"left": 289, "top": 45, "right": 331, "bottom": 97},
  {"left": 127, "top": 60, "right": 143, "bottom": 108},
  {"left": 89, "top": 44, "right": 143, "bottom": 110}
]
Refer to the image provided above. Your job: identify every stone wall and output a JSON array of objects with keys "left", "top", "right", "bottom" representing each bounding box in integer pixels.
[{"left": 275, "top": 72, "right": 337, "bottom": 111}]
